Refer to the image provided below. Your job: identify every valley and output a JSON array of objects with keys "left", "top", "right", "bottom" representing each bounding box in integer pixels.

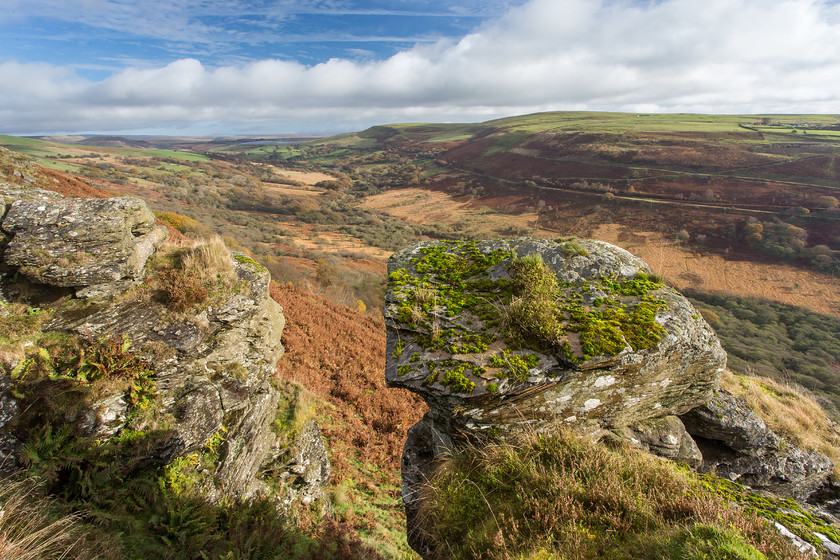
[
  {"left": 3, "top": 111, "right": 840, "bottom": 556},
  {"left": 4, "top": 112, "right": 840, "bottom": 390}
]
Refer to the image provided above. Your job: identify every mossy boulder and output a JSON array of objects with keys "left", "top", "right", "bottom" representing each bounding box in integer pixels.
[
  {"left": 388, "top": 238, "right": 727, "bottom": 554},
  {"left": 385, "top": 238, "right": 726, "bottom": 439}
]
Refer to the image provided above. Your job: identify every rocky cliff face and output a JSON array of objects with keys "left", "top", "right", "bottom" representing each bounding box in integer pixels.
[
  {"left": 386, "top": 238, "right": 837, "bottom": 556},
  {"left": 0, "top": 183, "right": 329, "bottom": 510}
]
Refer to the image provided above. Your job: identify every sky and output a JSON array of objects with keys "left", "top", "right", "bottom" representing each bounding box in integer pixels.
[{"left": 1, "top": 0, "right": 839, "bottom": 136}]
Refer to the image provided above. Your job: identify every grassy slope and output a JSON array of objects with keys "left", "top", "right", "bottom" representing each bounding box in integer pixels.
[{"left": 417, "top": 428, "right": 807, "bottom": 560}]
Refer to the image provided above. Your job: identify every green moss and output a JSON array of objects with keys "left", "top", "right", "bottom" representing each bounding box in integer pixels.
[
  {"left": 163, "top": 427, "right": 227, "bottom": 496},
  {"left": 391, "top": 340, "right": 405, "bottom": 358},
  {"left": 388, "top": 241, "right": 670, "bottom": 381},
  {"left": 700, "top": 474, "right": 840, "bottom": 549},
  {"left": 441, "top": 368, "right": 476, "bottom": 393},
  {"left": 507, "top": 255, "right": 666, "bottom": 362},
  {"left": 423, "top": 359, "right": 481, "bottom": 393},
  {"left": 232, "top": 253, "right": 260, "bottom": 267},
  {"left": 489, "top": 350, "right": 540, "bottom": 383},
  {"left": 450, "top": 334, "right": 490, "bottom": 354}
]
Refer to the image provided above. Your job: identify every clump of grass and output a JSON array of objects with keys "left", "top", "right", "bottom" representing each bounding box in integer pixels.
[
  {"left": 560, "top": 240, "right": 589, "bottom": 258},
  {"left": 154, "top": 237, "right": 239, "bottom": 312},
  {"left": 178, "top": 236, "right": 235, "bottom": 286},
  {"left": 0, "top": 477, "right": 109, "bottom": 560},
  {"left": 506, "top": 254, "right": 566, "bottom": 350},
  {"left": 160, "top": 268, "right": 208, "bottom": 311},
  {"left": 416, "top": 428, "right": 803, "bottom": 560},
  {"left": 0, "top": 303, "right": 51, "bottom": 359},
  {"left": 721, "top": 370, "right": 840, "bottom": 477}
]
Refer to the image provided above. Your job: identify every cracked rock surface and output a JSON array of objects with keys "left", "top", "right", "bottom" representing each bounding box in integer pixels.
[{"left": 2, "top": 192, "right": 167, "bottom": 297}]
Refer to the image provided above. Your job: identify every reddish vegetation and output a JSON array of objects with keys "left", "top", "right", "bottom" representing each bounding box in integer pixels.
[
  {"left": 766, "top": 156, "right": 836, "bottom": 180},
  {"left": 36, "top": 165, "right": 111, "bottom": 198},
  {"left": 270, "top": 283, "right": 427, "bottom": 480}
]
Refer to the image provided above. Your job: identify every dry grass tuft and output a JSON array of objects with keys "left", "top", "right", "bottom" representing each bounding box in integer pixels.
[
  {"left": 151, "top": 236, "right": 238, "bottom": 312},
  {"left": 721, "top": 369, "right": 840, "bottom": 476},
  {"left": 177, "top": 236, "right": 235, "bottom": 285},
  {"left": 0, "top": 478, "right": 106, "bottom": 560}
]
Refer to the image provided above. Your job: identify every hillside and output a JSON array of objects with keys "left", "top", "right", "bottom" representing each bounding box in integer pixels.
[
  {"left": 3, "top": 115, "right": 840, "bottom": 558},
  {"left": 297, "top": 113, "right": 840, "bottom": 266},
  {"left": 3, "top": 111, "right": 840, "bottom": 409}
]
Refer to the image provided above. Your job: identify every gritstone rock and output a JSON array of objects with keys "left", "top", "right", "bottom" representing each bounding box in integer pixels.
[
  {"left": 386, "top": 238, "right": 726, "bottom": 554},
  {"left": 386, "top": 238, "right": 726, "bottom": 439},
  {"left": 2, "top": 195, "right": 167, "bottom": 297}
]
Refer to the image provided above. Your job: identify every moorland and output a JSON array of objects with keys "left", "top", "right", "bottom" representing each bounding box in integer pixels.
[
  {"left": 3, "top": 111, "right": 840, "bottom": 556},
  {"left": 5, "top": 111, "right": 840, "bottom": 397}
]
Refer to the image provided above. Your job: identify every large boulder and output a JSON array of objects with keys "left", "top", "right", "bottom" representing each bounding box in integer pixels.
[
  {"left": 385, "top": 238, "right": 726, "bottom": 440},
  {"left": 387, "top": 238, "right": 726, "bottom": 556},
  {"left": 1, "top": 195, "right": 167, "bottom": 297}
]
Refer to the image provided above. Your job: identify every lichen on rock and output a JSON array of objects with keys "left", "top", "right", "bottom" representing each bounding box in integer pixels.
[
  {"left": 1, "top": 191, "right": 168, "bottom": 297},
  {"left": 385, "top": 238, "right": 726, "bottom": 438},
  {"left": 0, "top": 190, "right": 330, "bottom": 514}
]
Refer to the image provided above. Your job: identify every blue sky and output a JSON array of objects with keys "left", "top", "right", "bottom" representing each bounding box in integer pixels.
[
  {"left": 2, "top": 1, "right": 521, "bottom": 79},
  {"left": 1, "top": 0, "right": 839, "bottom": 135}
]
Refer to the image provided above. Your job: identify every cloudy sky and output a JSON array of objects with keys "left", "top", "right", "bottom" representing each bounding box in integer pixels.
[{"left": 1, "top": 0, "right": 839, "bottom": 135}]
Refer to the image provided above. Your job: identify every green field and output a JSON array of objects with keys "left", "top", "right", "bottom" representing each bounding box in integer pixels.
[
  {"left": 120, "top": 148, "right": 210, "bottom": 162},
  {"left": 0, "top": 135, "right": 71, "bottom": 157},
  {"left": 753, "top": 126, "right": 840, "bottom": 138}
]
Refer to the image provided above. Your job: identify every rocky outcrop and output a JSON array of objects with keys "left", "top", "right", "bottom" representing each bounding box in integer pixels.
[
  {"left": 44, "top": 254, "right": 294, "bottom": 501},
  {"left": 1, "top": 192, "right": 167, "bottom": 298},
  {"left": 681, "top": 389, "right": 833, "bottom": 500},
  {"left": 386, "top": 238, "right": 727, "bottom": 554},
  {"left": 0, "top": 187, "right": 329, "bottom": 510},
  {"left": 387, "top": 238, "right": 840, "bottom": 557},
  {"left": 386, "top": 239, "right": 725, "bottom": 441}
]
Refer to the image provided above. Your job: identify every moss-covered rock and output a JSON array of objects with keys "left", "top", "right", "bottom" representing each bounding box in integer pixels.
[
  {"left": 387, "top": 238, "right": 727, "bottom": 557},
  {"left": 385, "top": 238, "right": 725, "bottom": 437}
]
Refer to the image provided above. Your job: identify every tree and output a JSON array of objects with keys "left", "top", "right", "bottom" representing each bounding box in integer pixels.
[{"left": 815, "top": 196, "right": 839, "bottom": 209}]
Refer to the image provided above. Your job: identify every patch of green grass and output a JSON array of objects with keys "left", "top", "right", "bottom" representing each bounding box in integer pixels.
[
  {"left": 0, "top": 135, "right": 65, "bottom": 157},
  {"left": 36, "top": 159, "right": 83, "bottom": 172},
  {"left": 417, "top": 429, "right": 803, "bottom": 560},
  {"left": 120, "top": 148, "right": 210, "bottom": 162}
]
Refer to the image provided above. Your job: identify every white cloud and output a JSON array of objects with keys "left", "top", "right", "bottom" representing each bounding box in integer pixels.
[{"left": 2, "top": 0, "right": 840, "bottom": 134}]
